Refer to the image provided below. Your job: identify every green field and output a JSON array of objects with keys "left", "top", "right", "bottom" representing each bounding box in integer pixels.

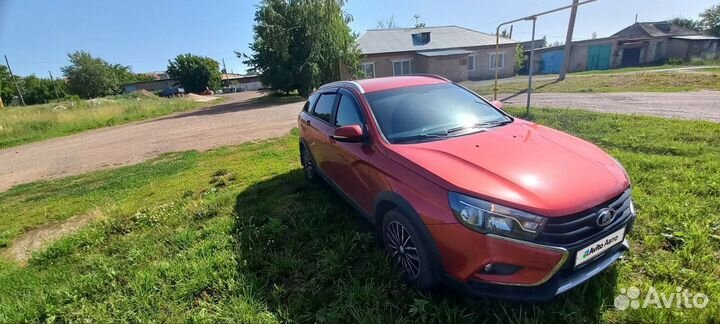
[
  {"left": 471, "top": 71, "right": 720, "bottom": 96},
  {"left": 1, "top": 108, "right": 719, "bottom": 323},
  {"left": 0, "top": 93, "right": 216, "bottom": 149}
]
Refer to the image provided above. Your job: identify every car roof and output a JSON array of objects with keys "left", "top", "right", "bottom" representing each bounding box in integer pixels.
[
  {"left": 317, "top": 75, "right": 450, "bottom": 95},
  {"left": 356, "top": 75, "right": 449, "bottom": 93}
]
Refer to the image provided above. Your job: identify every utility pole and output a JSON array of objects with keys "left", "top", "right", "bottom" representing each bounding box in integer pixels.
[
  {"left": 4, "top": 55, "right": 25, "bottom": 106},
  {"left": 222, "top": 58, "right": 229, "bottom": 87},
  {"left": 558, "top": 0, "right": 579, "bottom": 81},
  {"left": 526, "top": 17, "right": 537, "bottom": 115},
  {"left": 48, "top": 71, "right": 61, "bottom": 100}
]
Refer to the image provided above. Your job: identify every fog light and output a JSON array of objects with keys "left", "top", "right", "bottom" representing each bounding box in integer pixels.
[{"left": 484, "top": 263, "right": 493, "bottom": 272}]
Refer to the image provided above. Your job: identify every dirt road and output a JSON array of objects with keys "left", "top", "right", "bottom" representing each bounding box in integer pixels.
[
  {"left": 0, "top": 91, "right": 304, "bottom": 193},
  {"left": 1, "top": 90, "right": 718, "bottom": 193},
  {"left": 500, "top": 91, "right": 720, "bottom": 122}
]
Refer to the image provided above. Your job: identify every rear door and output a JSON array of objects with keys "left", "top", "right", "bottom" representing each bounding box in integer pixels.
[
  {"left": 324, "top": 89, "right": 373, "bottom": 212},
  {"left": 301, "top": 90, "right": 339, "bottom": 173}
]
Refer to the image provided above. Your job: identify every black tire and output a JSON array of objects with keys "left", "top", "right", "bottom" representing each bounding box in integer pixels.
[
  {"left": 382, "top": 208, "right": 438, "bottom": 289},
  {"left": 300, "top": 145, "right": 320, "bottom": 183}
]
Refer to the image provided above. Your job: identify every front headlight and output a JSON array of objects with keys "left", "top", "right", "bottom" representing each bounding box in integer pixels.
[{"left": 448, "top": 192, "right": 547, "bottom": 241}]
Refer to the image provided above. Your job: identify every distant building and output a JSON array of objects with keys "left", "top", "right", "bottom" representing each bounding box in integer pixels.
[
  {"left": 122, "top": 73, "right": 264, "bottom": 93},
  {"left": 525, "top": 21, "right": 720, "bottom": 74},
  {"left": 356, "top": 26, "right": 517, "bottom": 81}
]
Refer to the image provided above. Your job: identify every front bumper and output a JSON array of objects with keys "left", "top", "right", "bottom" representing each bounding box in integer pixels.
[
  {"left": 451, "top": 239, "right": 629, "bottom": 301},
  {"left": 428, "top": 213, "right": 634, "bottom": 301}
]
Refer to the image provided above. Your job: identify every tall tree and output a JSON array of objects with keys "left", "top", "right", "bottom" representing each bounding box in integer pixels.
[
  {"left": 242, "top": 0, "right": 360, "bottom": 97},
  {"left": 670, "top": 17, "right": 702, "bottom": 32},
  {"left": 513, "top": 44, "right": 527, "bottom": 75},
  {"left": 111, "top": 64, "right": 155, "bottom": 84},
  {"left": 166, "top": 54, "right": 222, "bottom": 94},
  {"left": 0, "top": 65, "right": 14, "bottom": 105},
  {"left": 376, "top": 15, "right": 398, "bottom": 29},
  {"left": 62, "top": 51, "right": 122, "bottom": 99},
  {"left": 700, "top": 4, "right": 720, "bottom": 36}
]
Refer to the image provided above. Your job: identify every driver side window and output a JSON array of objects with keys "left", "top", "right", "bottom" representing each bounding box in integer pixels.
[{"left": 335, "top": 94, "right": 365, "bottom": 127}]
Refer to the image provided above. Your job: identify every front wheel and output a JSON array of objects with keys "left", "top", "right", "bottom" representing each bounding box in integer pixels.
[{"left": 382, "top": 208, "right": 438, "bottom": 289}]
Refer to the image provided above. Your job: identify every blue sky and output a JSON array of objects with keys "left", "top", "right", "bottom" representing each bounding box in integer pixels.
[{"left": 0, "top": 0, "right": 716, "bottom": 77}]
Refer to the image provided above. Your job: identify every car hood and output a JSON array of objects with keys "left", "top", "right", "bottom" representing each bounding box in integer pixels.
[{"left": 387, "top": 120, "right": 629, "bottom": 217}]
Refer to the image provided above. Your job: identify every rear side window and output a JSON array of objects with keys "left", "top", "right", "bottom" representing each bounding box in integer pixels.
[
  {"left": 335, "top": 95, "right": 365, "bottom": 127},
  {"left": 312, "top": 93, "right": 336, "bottom": 123},
  {"left": 303, "top": 93, "right": 319, "bottom": 112}
]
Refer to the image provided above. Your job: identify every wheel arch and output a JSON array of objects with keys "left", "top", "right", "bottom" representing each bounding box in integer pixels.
[{"left": 373, "top": 191, "right": 445, "bottom": 273}]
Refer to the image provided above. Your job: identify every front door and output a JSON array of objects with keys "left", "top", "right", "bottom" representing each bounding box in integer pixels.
[
  {"left": 587, "top": 44, "right": 611, "bottom": 70},
  {"left": 324, "top": 89, "right": 374, "bottom": 213}
]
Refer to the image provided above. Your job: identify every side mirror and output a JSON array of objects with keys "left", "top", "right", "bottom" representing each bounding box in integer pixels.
[
  {"left": 332, "top": 125, "right": 365, "bottom": 143},
  {"left": 491, "top": 100, "right": 504, "bottom": 110}
]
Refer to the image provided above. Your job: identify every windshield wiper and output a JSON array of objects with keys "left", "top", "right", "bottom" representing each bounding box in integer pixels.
[
  {"left": 392, "top": 132, "right": 448, "bottom": 143},
  {"left": 471, "top": 120, "right": 512, "bottom": 128}
]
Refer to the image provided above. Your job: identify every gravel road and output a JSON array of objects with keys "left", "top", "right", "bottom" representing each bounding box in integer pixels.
[
  {"left": 0, "top": 90, "right": 717, "bottom": 193},
  {"left": 0, "top": 91, "right": 304, "bottom": 192},
  {"left": 499, "top": 91, "right": 720, "bottom": 122}
]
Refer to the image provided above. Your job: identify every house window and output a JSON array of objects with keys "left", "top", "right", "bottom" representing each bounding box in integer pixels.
[
  {"left": 489, "top": 52, "right": 505, "bottom": 70},
  {"left": 361, "top": 62, "right": 375, "bottom": 78},
  {"left": 467, "top": 55, "right": 476, "bottom": 71},
  {"left": 393, "top": 60, "right": 411, "bottom": 75}
]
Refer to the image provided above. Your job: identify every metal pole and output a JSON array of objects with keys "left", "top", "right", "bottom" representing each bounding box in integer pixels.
[
  {"left": 526, "top": 18, "right": 537, "bottom": 115},
  {"left": 222, "top": 58, "right": 229, "bottom": 87},
  {"left": 558, "top": 0, "right": 579, "bottom": 81},
  {"left": 4, "top": 55, "right": 25, "bottom": 106},
  {"left": 48, "top": 71, "right": 61, "bottom": 100},
  {"left": 492, "top": 0, "right": 597, "bottom": 99},
  {"left": 493, "top": 27, "right": 500, "bottom": 100}
]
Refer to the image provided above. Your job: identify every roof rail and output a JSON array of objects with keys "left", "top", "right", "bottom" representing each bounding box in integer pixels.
[
  {"left": 318, "top": 80, "right": 366, "bottom": 93},
  {"left": 405, "top": 74, "right": 451, "bottom": 82}
]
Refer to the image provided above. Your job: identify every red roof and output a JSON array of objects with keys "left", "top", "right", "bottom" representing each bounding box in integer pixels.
[{"left": 356, "top": 75, "right": 448, "bottom": 93}]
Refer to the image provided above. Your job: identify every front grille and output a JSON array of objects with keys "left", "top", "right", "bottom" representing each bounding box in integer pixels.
[{"left": 536, "top": 189, "right": 632, "bottom": 247}]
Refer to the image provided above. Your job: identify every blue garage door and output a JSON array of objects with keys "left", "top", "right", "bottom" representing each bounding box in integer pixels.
[
  {"left": 587, "top": 44, "right": 612, "bottom": 70},
  {"left": 540, "top": 50, "right": 564, "bottom": 74}
]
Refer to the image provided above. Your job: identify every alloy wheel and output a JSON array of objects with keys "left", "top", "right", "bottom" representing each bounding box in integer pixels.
[{"left": 386, "top": 220, "right": 421, "bottom": 278}]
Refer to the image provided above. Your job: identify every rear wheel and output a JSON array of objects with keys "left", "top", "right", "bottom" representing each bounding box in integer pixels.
[
  {"left": 382, "top": 208, "right": 438, "bottom": 288},
  {"left": 300, "top": 145, "right": 320, "bottom": 183}
]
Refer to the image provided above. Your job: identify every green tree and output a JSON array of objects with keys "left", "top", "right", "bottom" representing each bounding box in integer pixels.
[
  {"left": 111, "top": 64, "right": 155, "bottom": 84},
  {"left": 0, "top": 65, "right": 15, "bottom": 106},
  {"left": 62, "top": 51, "right": 122, "bottom": 98},
  {"left": 242, "top": 0, "right": 360, "bottom": 97},
  {"left": 700, "top": 4, "right": 720, "bottom": 36},
  {"left": 20, "top": 75, "right": 67, "bottom": 105},
  {"left": 670, "top": 17, "right": 702, "bottom": 32},
  {"left": 513, "top": 44, "right": 527, "bottom": 74},
  {"left": 166, "top": 54, "right": 222, "bottom": 94}
]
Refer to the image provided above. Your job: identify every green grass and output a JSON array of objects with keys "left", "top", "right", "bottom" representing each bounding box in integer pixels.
[
  {"left": 570, "top": 64, "right": 694, "bottom": 75},
  {"left": 471, "top": 72, "right": 720, "bottom": 96},
  {"left": 0, "top": 93, "right": 216, "bottom": 149},
  {"left": 1, "top": 110, "right": 719, "bottom": 323},
  {"left": 699, "top": 67, "right": 720, "bottom": 74}
]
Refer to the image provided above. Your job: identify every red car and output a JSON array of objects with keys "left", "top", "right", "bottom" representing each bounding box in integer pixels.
[{"left": 298, "top": 75, "right": 635, "bottom": 300}]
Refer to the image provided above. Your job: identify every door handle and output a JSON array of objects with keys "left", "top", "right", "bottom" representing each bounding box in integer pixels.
[{"left": 305, "top": 120, "right": 311, "bottom": 125}]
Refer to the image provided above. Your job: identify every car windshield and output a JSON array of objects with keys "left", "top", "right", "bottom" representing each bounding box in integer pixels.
[{"left": 364, "top": 83, "right": 511, "bottom": 143}]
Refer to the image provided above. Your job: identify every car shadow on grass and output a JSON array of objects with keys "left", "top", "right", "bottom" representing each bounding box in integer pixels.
[{"left": 232, "top": 169, "right": 619, "bottom": 323}]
